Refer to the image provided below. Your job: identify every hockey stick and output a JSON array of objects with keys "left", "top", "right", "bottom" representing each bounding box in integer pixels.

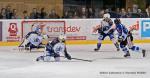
[
  {"left": 18, "top": 38, "right": 25, "bottom": 47},
  {"left": 71, "top": 57, "right": 92, "bottom": 62},
  {"left": 60, "top": 56, "right": 92, "bottom": 62},
  {"left": 63, "top": 47, "right": 92, "bottom": 62},
  {"left": 36, "top": 55, "right": 93, "bottom": 62}
]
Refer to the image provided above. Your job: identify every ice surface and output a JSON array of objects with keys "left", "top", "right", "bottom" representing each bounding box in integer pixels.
[{"left": 0, "top": 44, "right": 150, "bottom": 78}]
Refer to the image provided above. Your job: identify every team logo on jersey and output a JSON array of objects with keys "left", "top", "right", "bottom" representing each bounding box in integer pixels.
[{"left": 8, "top": 23, "right": 18, "bottom": 36}]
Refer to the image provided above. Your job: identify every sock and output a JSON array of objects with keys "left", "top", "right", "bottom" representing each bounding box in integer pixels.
[
  {"left": 120, "top": 44, "right": 129, "bottom": 54},
  {"left": 130, "top": 46, "right": 141, "bottom": 52},
  {"left": 97, "top": 43, "right": 101, "bottom": 49},
  {"left": 122, "top": 47, "right": 129, "bottom": 54}
]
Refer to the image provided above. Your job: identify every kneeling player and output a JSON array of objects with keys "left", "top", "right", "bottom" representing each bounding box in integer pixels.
[
  {"left": 114, "top": 18, "right": 146, "bottom": 57},
  {"left": 36, "top": 35, "right": 71, "bottom": 62}
]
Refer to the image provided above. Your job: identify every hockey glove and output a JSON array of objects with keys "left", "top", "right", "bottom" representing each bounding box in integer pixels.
[{"left": 65, "top": 52, "right": 71, "bottom": 60}]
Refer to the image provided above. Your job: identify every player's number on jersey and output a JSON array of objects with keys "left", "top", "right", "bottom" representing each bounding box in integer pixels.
[
  {"left": 56, "top": 46, "right": 62, "bottom": 52},
  {"left": 34, "top": 38, "right": 40, "bottom": 42}
]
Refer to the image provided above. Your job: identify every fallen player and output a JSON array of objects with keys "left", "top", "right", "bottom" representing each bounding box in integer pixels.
[{"left": 36, "top": 34, "right": 72, "bottom": 62}]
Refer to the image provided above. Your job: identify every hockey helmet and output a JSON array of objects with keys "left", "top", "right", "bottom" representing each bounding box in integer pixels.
[
  {"left": 58, "top": 34, "right": 66, "bottom": 43},
  {"left": 103, "top": 13, "right": 110, "bottom": 19},
  {"left": 114, "top": 18, "right": 121, "bottom": 24}
]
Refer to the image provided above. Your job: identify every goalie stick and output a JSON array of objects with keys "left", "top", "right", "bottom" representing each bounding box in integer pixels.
[{"left": 18, "top": 38, "right": 25, "bottom": 47}]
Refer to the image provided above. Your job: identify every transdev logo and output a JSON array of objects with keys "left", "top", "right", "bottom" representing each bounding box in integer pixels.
[
  {"left": 8, "top": 23, "right": 18, "bottom": 36},
  {"left": 141, "top": 20, "right": 150, "bottom": 37}
]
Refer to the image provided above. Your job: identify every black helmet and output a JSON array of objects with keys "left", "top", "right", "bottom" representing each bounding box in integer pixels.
[{"left": 114, "top": 18, "right": 121, "bottom": 24}]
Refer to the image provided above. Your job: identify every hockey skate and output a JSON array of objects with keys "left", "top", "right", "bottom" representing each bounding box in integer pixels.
[
  {"left": 117, "top": 48, "right": 120, "bottom": 51},
  {"left": 142, "top": 49, "right": 146, "bottom": 57},
  {"left": 94, "top": 48, "right": 99, "bottom": 51},
  {"left": 36, "top": 58, "right": 39, "bottom": 61},
  {"left": 36, "top": 56, "right": 44, "bottom": 61},
  {"left": 124, "top": 51, "right": 130, "bottom": 58}
]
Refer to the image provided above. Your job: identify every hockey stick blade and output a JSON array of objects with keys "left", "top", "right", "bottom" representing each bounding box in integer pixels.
[
  {"left": 71, "top": 57, "right": 92, "bottom": 62},
  {"left": 60, "top": 56, "right": 92, "bottom": 62}
]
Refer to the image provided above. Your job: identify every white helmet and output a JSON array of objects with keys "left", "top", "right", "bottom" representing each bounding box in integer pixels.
[
  {"left": 103, "top": 13, "right": 110, "bottom": 18},
  {"left": 43, "top": 34, "right": 49, "bottom": 39},
  {"left": 58, "top": 34, "right": 66, "bottom": 42}
]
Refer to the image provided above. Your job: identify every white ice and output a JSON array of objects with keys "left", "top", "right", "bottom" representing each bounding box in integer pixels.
[{"left": 0, "top": 44, "right": 150, "bottom": 78}]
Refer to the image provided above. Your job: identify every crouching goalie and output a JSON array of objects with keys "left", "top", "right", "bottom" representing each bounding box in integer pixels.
[
  {"left": 114, "top": 18, "right": 146, "bottom": 58},
  {"left": 19, "top": 28, "right": 48, "bottom": 51},
  {"left": 36, "top": 35, "right": 71, "bottom": 62}
]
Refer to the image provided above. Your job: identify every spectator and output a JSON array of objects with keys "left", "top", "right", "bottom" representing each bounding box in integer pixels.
[
  {"left": 0, "top": 8, "right": 7, "bottom": 19},
  {"left": 120, "top": 8, "right": 127, "bottom": 18},
  {"left": 11, "top": 9, "right": 19, "bottom": 19},
  {"left": 5, "top": 5, "right": 12, "bottom": 19},
  {"left": 145, "top": 5, "right": 150, "bottom": 17},
  {"left": 68, "top": 10, "right": 74, "bottom": 18},
  {"left": 40, "top": 7, "right": 47, "bottom": 19},
  {"left": 137, "top": 9, "right": 144, "bottom": 18},
  {"left": 88, "top": 8, "right": 95, "bottom": 18},
  {"left": 132, "top": 4, "right": 138, "bottom": 13},
  {"left": 116, "top": 8, "right": 120, "bottom": 13},
  {"left": 49, "top": 9, "right": 60, "bottom": 19},
  {"left": 30, "top": 8, "right": 39, "bottom": 19},
  {"left": 126, "top": 7, "right": 132, "bottom": 18},
  {"left": 72, "top": 11, "right": 79, "bottom": 18},
  {"left": 94, "top": 8, "right": 100, "bottom": 18},
  {"left": 98, "top": 9, "right": 105, "bottom": 18},
  {"left": 62, "top": 11, "right": 69, "bottom": 18},
  {"left": 79, "top": 7, "right": 88, "bottom": 18},
  {"left": 22, "top": 10, "right": 29, "bottom": 19}
]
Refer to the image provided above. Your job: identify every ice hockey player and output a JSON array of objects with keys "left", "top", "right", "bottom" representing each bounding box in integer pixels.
[
  {"left": 19, "top": 24, "right": 48, "bottom": 51},
  {"left": 114, "top": 18, "right": 146, "bottom": 57},
  {"left": 25, "top": 22, "right": 42, "bottom": 39},
  {"left": 24, "top": 32, "right": 46, "bottom": 51},
  {"left": 36, "top": 34, "right": 72, "bottom": 62},
  {"left": 93, "top": 14, "right": 120, "bottom": 51}
]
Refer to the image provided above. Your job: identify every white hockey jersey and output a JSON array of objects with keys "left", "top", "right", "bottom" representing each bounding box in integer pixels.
[
  {"left": 53, "top": 42, "right": 65, "bottom": 54},
  {"left": 27, "top": 33, "right": 43, "bottom": 46}
]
